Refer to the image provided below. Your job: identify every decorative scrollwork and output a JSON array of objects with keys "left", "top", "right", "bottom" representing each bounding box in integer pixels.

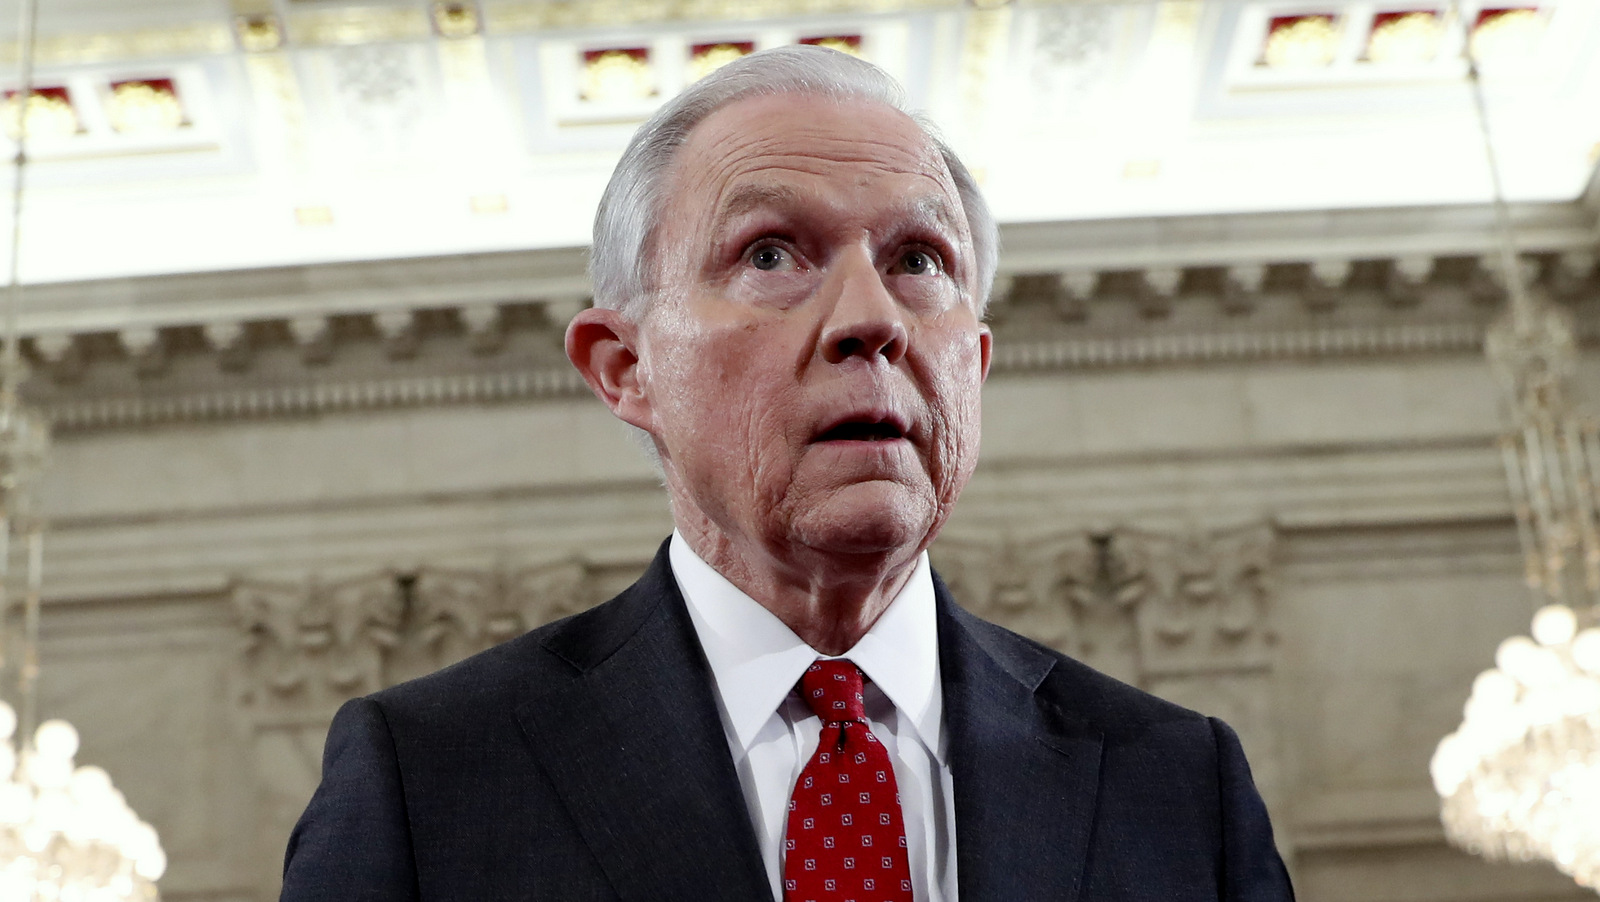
[
  {"left": 1119, "top": 523, "right": 1277, "bottom": 676},
  {"left": 410, "top": 557, "right": 593, "bottom": 665},
  {"left": 235, "top": 557, "right": 599, "bottom": 720},
  {"left": 934, "top": 523, "right": 1277, "bottom": 686},
  {"left": 234, "top": 573, "right": 403, "bottom": 718}
]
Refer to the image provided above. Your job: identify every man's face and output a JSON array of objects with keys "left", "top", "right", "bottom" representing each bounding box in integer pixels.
[{"left": 637, "top": 92, "right": 991, "bottom": 566}]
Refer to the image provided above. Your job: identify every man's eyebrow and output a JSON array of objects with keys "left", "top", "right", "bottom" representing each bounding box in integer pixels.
[{"left": 908, "top": 193, "right": 963, "bottom": 235}]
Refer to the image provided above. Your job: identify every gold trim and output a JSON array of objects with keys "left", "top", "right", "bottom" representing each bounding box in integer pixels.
[
  {"left": 0, "top": 0, "right": 1051, "bottom": 66},
  {"left": 1261, "top": 15, "right": 1340, "bottom": 69},
  {"left": 687, "top": 42, "right": 751, "bottom": 82},
  {"left": 1365, "top": 11, "right": 1442, "bottom": 65},
  {"left": 484, "top": 0, "right": 959, "bottom": 32},
  {"left": 287, "top": 7, "right": 431, "bottom": 46},
  {"left": 16, "top": 142, "right": 223, "bottom": 163},
  {"left": 236, "top": 14, "right": 286, "bottom": 52},
  {"left": 432, "top": 1, "right": 483, "bottom": 38},
  {"left": 1470, "top": 8, "right": 1545, "bottom": 63},
  {"left": 106, "top": 81, "right": 187, "bottom": 134},
  {"left": 581, "top": 49, "right": 656, "bottom": 103},
  {"left": 957, "top": 5, "right": 1010, "bottom": 139},
  {"left": 804, "top": 37, "right": 862, "bottom": 57},
  {"left": 230, "top": 0, "right": 275, "bottom": 17},
  {"left": 0, "top": 23, "right": 232, "bottom": 65},
  {"left": 1, "top": 91, "right": 79, "bottom": 141}
]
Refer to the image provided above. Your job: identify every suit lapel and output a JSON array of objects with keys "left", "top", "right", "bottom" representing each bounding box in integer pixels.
[
  {"left": 938, "top": 578, "right": 1103, "bottom": 902},
  {"left": 515, "top": 548, "right": 772, "bottom": 902}
]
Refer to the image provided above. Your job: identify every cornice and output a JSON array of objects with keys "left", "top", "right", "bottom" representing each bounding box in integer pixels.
[
  {"left": 996, "top": 200, "right": 1600, "bottom": 273},
  {"left": 19, "top": 202, "right": 1600, "bottom": 433},
  {"left": 41, "top": 368, "right": 592, "bottom": 432},
  {"left": 988, "top": 321, "right": 1491, "bottom": 372}
]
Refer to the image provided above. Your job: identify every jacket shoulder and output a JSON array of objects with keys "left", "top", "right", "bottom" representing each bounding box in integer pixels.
[{"left": 368, "top": 543, "right": 676, "bottom": 723}]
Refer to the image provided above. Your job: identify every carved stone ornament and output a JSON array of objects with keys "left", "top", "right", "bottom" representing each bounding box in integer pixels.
[
  {"left": 403, "top": 558, "right": 592, "bottom": 674},
  {"left": 934, "top": 523, "right": 1277, "bottom": 688},
  {"left": 234, "top": 573, "right": 403, "bottom": 722},
  {"left": 235, "top": 557, "right": 597, "bottom": 721},
  {"left": 1117, "top": 523, "right": 1277, "bottom": 677}
]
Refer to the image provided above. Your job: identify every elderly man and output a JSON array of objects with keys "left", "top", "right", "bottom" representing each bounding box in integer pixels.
[{"left": 281, "top": 46, "right": 1294, "bottom": 901}]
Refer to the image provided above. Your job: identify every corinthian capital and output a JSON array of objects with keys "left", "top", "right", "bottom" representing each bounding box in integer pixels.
[{"left": 234, "top": 572, "right": 403, "bottom": 722}]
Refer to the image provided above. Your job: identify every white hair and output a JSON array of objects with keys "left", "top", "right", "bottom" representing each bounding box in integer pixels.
[{"left": 589, "top": 44, "right": 999, "bottom": 320}]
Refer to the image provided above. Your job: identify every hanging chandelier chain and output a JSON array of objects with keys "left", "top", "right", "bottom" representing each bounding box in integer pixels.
[
  {"left": 1453, "top": 0, "right": 1597, "bottom": 612},
  {"left": 4, "top": 0, "right": 39, "bottom": 403},
  {"left": 1463, "top": 51, "right": 1535, "bottom": 333}
]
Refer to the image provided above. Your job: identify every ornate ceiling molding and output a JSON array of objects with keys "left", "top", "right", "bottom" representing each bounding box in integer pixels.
[
  {"left": 18, "top": 205, "right": 1599, "bottom": 433},
  {"left": 0, "top": 23, "right": 234, "bottom": 65},
  {"left": 481, "top": 0, "right": 961, "bottom": 33},
  {"left": 990, "top": 321, "right": 1488, "bottom": 372},
  {"left": 7, "top": 0, "right": 971, "bottom": 65}
]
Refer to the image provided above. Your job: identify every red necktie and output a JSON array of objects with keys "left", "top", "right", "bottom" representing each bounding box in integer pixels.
[{"left": 783, "top": 659, "right": 913, "bottom": 902}]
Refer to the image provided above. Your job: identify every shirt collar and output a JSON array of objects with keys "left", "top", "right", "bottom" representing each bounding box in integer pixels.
[{"left": 671, "top": 531, "right": 944, "bottom": 762}]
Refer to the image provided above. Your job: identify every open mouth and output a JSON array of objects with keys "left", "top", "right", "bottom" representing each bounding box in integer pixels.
[{"left": 814, "top": 418, "right": 908, "bottom": 443}]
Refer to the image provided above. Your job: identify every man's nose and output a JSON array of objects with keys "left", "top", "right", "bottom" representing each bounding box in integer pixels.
[{"left": 819, "top": 254, "right": 908, "bottom": 366}]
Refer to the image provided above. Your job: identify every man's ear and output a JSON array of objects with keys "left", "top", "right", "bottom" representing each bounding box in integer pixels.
[
  {"left": 565, "top": 307, "right": 654, "bottom": 432},
  {"left": 978, "top": 324, "right": 993, "bottom": 384}
]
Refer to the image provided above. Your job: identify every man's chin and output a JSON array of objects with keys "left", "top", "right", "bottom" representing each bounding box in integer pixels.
[{"left": 789, "top": 482, "right": 934, "bottom": 558}]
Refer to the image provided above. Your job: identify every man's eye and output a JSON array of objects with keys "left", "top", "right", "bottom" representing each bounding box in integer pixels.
[
  {"left": 898, "top": 249, "right": 940, "bottom": 276},
  {"left": 750, "top": 246, "right": 791, "bottom": 271}
]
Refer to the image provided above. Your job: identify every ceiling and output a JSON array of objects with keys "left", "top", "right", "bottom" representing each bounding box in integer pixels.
[{"left": 2, "top": 0, "right": 1597, "bottom": 284}]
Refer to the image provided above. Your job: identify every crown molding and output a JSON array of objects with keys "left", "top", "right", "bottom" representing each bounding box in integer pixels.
[{"left": 19, "top": 202, "right": 1599, "bottom": 433}]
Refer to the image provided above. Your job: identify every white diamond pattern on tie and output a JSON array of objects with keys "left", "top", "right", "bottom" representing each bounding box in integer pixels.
[{"left": 782, "top": 659, "right": 913, "bottom": 902}]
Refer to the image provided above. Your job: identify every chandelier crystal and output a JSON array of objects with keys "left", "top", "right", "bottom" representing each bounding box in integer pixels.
[
  {"left": 1431, "top": 300, "right": 1600, "bottom": 887},
  {"left": 1432, "top": 600, "right": 1600, "bottom": 887},
  {"left": 0, "top": 399, "right": 166, "bottom": 902},
  {"left": 0, "top": 710, "right": 165, "bottom": 901}
]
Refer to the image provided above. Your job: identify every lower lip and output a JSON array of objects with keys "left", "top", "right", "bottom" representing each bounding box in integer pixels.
[{"left": 813, "top": 438, "right": 911, "bottom": 451}]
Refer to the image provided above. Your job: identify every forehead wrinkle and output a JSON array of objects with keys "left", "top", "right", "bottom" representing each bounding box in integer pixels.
[
  {"left": 705, "top": 152, "right": 958, "bottom": 222},
  {"left": 688, "top": 119, "right": 949, "bottom": 190},
  {"left": 709, "top": 172, "right": 963, "bottom": 248},
  {"left": 736, "top": 133, "right": 945, "bottom": 175}
]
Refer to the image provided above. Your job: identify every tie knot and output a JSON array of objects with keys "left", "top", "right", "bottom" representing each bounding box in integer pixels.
[{"left": 800, "top": 659, "right": 866, "bottom": 724}]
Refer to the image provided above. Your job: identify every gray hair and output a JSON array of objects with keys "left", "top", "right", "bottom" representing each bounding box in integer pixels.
[{"left": 589, "top": 44, "right": 999, "bottom": 320}]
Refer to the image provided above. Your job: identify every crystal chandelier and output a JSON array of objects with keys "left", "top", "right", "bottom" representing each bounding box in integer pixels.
[
  {"left": 0, "top": 404, "right": 166, "bottom": 900},
  {"left": 1430, "top": 305, "right": 1600, "bottom": 887},
  {"left": 1429, "top": 4, "right": 1600, "bottom": 889},
  {"left": 0, "top": 0, "right": 167, "bottom": 895}
]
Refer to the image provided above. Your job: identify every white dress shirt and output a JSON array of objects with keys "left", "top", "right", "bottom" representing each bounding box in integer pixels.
[{"left": 671, "top": 533, "right": 958, "bottom": 902}]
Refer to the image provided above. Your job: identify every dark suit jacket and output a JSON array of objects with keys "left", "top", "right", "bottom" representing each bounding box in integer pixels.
[{"left": 282, "top": 541, "right": 1294, "bottom": 901}]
